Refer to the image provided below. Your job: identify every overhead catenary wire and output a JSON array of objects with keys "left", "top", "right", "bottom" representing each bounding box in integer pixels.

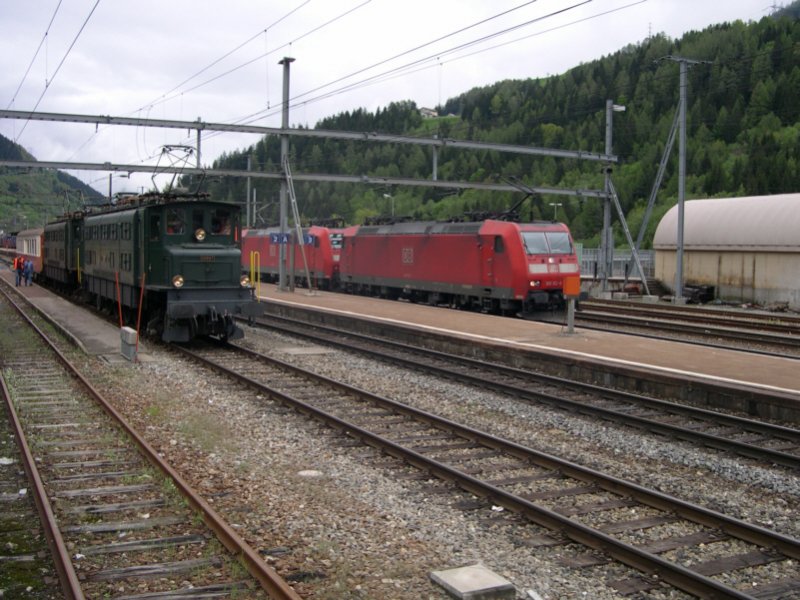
[
  {"left": 14, "top": 0, "right": 101, "bottom": 144},
  {"left": 134, "top": 0, "right": 313, "bottom": 116},
  {"left": 63, "top": 0, "right": 362, "bottom": 169},
  {"left": 5, "top": 0, "right": 63, "bottom": 110},
  {"left": 137, "top": 0, "right": 374, "bottom": 115},
  {"left": 198, "top": 0, "right": 597, "bottom": 145}
]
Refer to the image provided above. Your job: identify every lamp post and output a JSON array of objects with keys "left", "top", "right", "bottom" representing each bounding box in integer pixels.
[
  {"left": 108, "top": 173, "right": 129, "bottom": 201},
  {"left": 383, "top": 193, "right": 394, "bottom": 217},
  {"left": 548, "top": 202, "right": 562, "bottom": 220},
  {"left": 602, "top": 100, "right": 626, "bottom": 292}
]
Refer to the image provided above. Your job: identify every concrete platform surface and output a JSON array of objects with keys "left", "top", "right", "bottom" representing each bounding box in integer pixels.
[
  {"left": 263, "top": 287, "right": 800, "bottom": 398},
  {"left": 1, "top": 268, "right": 147, "bottom": 360}
]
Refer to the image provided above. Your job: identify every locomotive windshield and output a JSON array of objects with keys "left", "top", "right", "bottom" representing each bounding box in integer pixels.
[
  {"left": 521, "top": 231, "right": 573, "bottom": 255},
  {"left": 211, "top": 209, "right": 232, "bottom": 235},
  {"left": 166, "top": 208, "right": 185, "bottom": 235}
]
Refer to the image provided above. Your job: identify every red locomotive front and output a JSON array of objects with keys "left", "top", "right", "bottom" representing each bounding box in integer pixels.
[{"left": 242, "top": 225, "right": 339, "bottom": 289}]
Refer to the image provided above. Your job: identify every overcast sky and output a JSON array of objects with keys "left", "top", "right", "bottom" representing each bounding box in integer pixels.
[{"left": 0, "top": 0, "right": 775, "bottom": 196}]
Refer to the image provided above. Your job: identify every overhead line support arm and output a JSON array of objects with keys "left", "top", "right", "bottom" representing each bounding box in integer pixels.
[{"left": 0, "top": 109, "right": 618, "bottom": 163}]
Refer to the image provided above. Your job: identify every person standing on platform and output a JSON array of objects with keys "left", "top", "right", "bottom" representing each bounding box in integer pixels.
[
  {"left": 23, "top": 258, "right": 33, "bottom": 286},
  {"left": 13, "top": 256, "right": 23, "bottom": 286}
]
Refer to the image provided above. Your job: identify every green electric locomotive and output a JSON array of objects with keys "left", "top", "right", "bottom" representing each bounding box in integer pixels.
[{"left": 73, "top": 192, "right": 262, "bottom": 341}]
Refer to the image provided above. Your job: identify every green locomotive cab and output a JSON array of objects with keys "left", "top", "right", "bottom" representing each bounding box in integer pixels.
[
  {"left": 78, "top": 193, "right": 263, "bottom": 343},
  {"left": 140, "top": 200, "right": 263, "bottom": 341}
]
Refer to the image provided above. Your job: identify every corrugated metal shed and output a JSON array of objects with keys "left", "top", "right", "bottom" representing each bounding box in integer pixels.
[{"left": 653, "top": 193, "right": 800, "bottom": 251}]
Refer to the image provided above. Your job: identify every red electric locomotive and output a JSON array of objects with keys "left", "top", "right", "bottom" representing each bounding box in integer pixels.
[
  {"left": 338, "top": 219, "right": 579, "bottom": 314},
  {"left": 242, "top": 225, "right": 342, "bottom": 290}
]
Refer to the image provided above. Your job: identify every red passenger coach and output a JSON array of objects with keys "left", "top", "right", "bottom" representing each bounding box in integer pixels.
[
  {"left": 242, "top": 225, "right": 340, "bottom": 289},
  {"left": 338, "top": 219, "right": 579, "bottom": 315},
  {"left": 15, "top": 228, "right": 44, "bottom": 277}
]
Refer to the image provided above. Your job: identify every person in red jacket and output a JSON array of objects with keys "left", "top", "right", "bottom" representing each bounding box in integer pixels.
[{"left": 13, "top": 256, "right": 23, "bottom": 287}]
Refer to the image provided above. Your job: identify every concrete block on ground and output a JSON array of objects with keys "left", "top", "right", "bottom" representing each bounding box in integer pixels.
[
  {"left": 612, "top": 292, "right": 629, "bottom": 300},
  {"left": 120, "top": 327, "right": 138, "bottom": 362},
  {"left": 120, "top": 326, "right": 138, "bottom": 345},
  {"left": 430, "top": 564, "right": 515, "bottom": 599},
  {"left": 641, "top": 295, "right": 660, "bottom": 303},
  {"left": 596, "top": 291, "right": 614, "bottom": 300},
  {"left": 120, "top": 342, "right": 137, "bottom": 362}
]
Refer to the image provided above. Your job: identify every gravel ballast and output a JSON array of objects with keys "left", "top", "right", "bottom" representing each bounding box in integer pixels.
[{"left": 70, "top": 324, "right": 799, "bottom": 600}]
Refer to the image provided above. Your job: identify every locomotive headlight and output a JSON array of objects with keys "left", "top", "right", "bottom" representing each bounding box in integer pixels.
[
  {"left": 194, "top": 228, "right": 207, "bottom": 242},
  {"left": 530, "top": 280, "right": 541, "bottom": 288},
  {"left": 172, "top": 274, "right": 185, "bottom": 288},
  {"left": 240, "top": 275, "right": 251, "bottom": 287}
]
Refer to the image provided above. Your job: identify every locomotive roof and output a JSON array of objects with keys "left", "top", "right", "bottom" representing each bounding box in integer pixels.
[
  {"left": 354, "top": 219, "right": 565, "bottom": 236},
  {"left": 653, "top": 193, "right": 800, "bottom": 252},
  {"left": 356, "top": 221, "right": 484, "bottom": 235}
]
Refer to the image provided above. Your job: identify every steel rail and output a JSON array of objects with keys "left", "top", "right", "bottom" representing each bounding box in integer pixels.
[
  {"left": 582, "top": 299, "right": 800, "bottom": 328},
  {"left": 178, "top": 341, "right": 800, "bottom": 599},
  {"left": 0, "top": 351, "right": 85, "bottom": 600},
  {"left": 576, "top": 310, "right": 800, "bottom": 348},
  {"left": 0, "top": 283, "right": 301, "bottom": 600},
  {"left": 253, "top": 315, "right": 800, "bottom": 470}
]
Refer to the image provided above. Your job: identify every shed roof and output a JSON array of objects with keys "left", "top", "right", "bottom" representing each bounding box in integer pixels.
[{"left": 653, "top": 193, "right": 800, "bottom": 252}]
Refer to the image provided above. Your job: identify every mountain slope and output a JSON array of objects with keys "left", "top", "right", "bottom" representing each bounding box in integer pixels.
[{"left": 0, "top": 132, "right": 102, "bottom": 232}]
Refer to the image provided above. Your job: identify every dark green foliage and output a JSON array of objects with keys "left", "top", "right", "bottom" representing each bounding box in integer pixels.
[{"left": 0, "top": 132, "right": 102, "bottom": 232}]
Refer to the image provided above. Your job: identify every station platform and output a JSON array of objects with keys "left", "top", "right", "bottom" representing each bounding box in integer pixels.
[
  {"left": 262, "top": 286, "right": 800, "bottom": 399},
  {"left": 0, "top": 267, "right": 148, "bottom": 360}
]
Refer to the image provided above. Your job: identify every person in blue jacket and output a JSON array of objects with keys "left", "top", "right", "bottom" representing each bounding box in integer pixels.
[{"left": 23, "top": 258, "right": 33, "bottom": 286}]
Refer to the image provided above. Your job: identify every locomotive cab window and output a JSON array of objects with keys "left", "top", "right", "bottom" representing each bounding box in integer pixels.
[
  {"left": 545, "top": 232, "right": 573, "bottom": 254},
  {"left": 166, "top": 208, "right": 185, "bottom": 235},
  {"left": 521, "top": 232, "right": 549, "bottom": 254},
  {"left": 211, "top": 209, "right": 232, "bottom": 236}
]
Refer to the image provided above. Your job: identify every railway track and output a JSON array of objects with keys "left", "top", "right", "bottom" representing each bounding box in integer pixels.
[
  {"left": 0, "top": 283, "right": 300, "bottom": 599},
  {"left": 179, "top": 338, "right": 800, "bottom": 599},
  {"left": 0, "top": 386, "right": 62, "bottom": 597},
  {"left": 249, "top": 315, "right": 800, "bottom": 472},
  {"left": 572, "top": 299, "right": 800, "bottom": 356}
]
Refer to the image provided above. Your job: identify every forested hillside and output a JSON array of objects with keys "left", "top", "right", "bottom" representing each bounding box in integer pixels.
[
  {"left": 206, "top": 6, "right": 797, "bottom": 246},
  {"left": 0, "top": 133, "right": 102, "bottom": 232}
]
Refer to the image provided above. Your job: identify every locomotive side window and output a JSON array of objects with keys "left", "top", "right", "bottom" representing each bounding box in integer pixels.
[
  {"left": 150, "top": 214, "right": 161, "bottom": 241},
  {"left": 494, "top": 236, "right": 505, "bottom": 253},
  {"left": 166, "top": 208, "right": 185, "bottom": 234},
  {"left": 545, "top": 232, "right": 573, "bottom": 254}
]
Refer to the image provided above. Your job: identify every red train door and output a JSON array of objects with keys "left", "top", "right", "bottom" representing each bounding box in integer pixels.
[{"left": 479, "top": 235, "right": 497, "bottom": 288}]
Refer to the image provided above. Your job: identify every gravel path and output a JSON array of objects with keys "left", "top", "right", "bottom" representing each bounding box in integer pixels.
[{"left": 69, "top": 324, "right": 799, "bottom": 600}]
